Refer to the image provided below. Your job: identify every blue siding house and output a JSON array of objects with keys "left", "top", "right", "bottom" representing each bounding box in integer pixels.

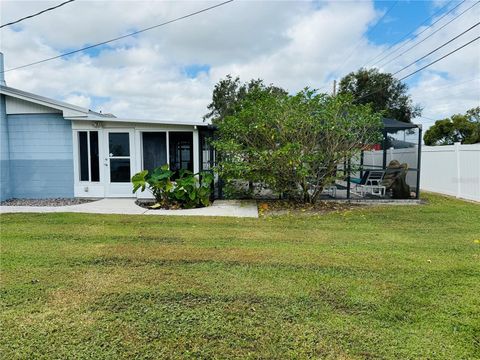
[
  {"left": 0, "top": 53, "right": 213, "bottom": 201},
  {"left": 7, "top": 113, "right": 74, "bottom": 199}
]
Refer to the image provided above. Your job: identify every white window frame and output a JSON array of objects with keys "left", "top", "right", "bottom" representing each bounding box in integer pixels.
[{"left": 76, "top": 130, "right": 100, "bottom": 183}]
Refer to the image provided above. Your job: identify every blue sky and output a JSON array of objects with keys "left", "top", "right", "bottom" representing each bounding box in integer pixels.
[
  {"left": 368, "top": 0, "right": 443, "bottom": 45},
  {"left": 364, "top": 1, "right": 468, "bottom": 91}
]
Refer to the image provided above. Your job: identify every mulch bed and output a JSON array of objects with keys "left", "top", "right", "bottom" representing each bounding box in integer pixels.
[
  {"left": 0, "top": 198, "right": 95, "bottom": 207},
  {"left": 135, "top": 200, "right": 206, "bottom": 210},
  {"left": 135, "top": 200, "right": 179, "bottom": 210},
  {"left": 258, "top": 200, "right": 364, "bottom": 216}
]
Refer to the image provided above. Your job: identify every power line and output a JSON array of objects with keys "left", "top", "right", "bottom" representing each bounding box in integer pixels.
[
  {"left": 370, "top": 0, "right": 467, "bottom": 67},
  {"left": 392, "top": 22, "right": 480, "bottom": 76},
  {"left": 331, "top": 0, "right": 399, "bottom": 78},
  {"left": 398, "top": 36, "right": 479, "bottom": 81},
  {"left": 379, "top": 1, "right": 479, "bottom": 70},
  {"left": 324, "top": 66, "right": 478, "bottom": 98},
  {"left": 0, "top": 0, "right": 76, "bottom": 29},
  {"left": 428, "top": 77, "right": 480, "bottom": 91},
  {"left": 362, "top": 1, "right": 458, "bottom": 68},
  {"left": 353, "top": 36, "right": 479, "bottom": 103},
  {"left": 1, "top": 0, "right": 234, "bottom": 73}
]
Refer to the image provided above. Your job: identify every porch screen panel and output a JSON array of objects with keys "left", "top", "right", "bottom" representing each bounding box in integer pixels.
[
  {"left": 79, "top": 132, "right": 89, "bottom": 181},
  {"left": 200, "top": 131, "right": 214, "bottom": 171},
  {"left": 169, "top": 132, "right": 193, "bottom": 173},
  {"left": 142, "top": 132, "right": 167, "bottom": 171}
]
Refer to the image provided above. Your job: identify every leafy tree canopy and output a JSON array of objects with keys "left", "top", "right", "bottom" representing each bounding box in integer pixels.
[
  {"left": 338, "top": 68, "right": 422, "bottom": 123},
  {"left": 212, "top": 83, "right": 383, "bottom": 203},
  {"left": 424, "top": 107, "right": 480, "bottom": 146},
  {"left": 203, "top": 75, "right": 287, "bottom": 125}
]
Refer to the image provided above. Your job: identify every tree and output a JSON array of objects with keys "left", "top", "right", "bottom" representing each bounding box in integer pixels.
[
  {"left": 203, "top": 75, "right": 287, "bottom": 125},
  {"left": 338, "top": 68, "right": 422, "bottom": 123},
  {"left": 424, "top": 107, "right": 480, "bottom": 146},
  {"left": 213, "top": 87, "right": 383, "bottom": 203},
  {"left": 204, "top": 76, "right": 288, "bottom": 194}
]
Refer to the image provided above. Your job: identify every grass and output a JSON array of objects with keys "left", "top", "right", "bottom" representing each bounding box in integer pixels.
[{"left": 1, "top": 193, "right": 479, "bottom": 359}]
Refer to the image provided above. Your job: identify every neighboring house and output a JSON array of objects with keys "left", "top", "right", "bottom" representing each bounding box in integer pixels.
[{"left": 0, "top": 53, "right": 214, "bottom": 201}]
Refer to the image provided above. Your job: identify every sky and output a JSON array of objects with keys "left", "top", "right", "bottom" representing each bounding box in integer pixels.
[{"left": 0, "top": 0, "right": 479, "bottom": 130}]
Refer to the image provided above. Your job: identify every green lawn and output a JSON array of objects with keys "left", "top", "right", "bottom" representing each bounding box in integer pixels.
[{"left": 1, "top": 194, "right": 479, "bottom": 359}]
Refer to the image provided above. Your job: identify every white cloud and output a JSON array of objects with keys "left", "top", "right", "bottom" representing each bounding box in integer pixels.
[
  {"left": 62, "top": 93, "right": 92, "bottom": 108},
  {"left": 0, "top": 0, "right": 479, "bottom": 128}
]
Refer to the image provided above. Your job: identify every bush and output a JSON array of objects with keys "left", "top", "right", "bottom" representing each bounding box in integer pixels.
[
  {"left": 213, "top": 89, "right": 383, "bottom": 203},
  {"left": 132, "top": 165, "right": 213, "bottom": 209}
]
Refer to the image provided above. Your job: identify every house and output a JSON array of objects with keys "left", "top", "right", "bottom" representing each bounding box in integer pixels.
[{"left": 0, "top": 53, "right": 214, "bottom": 201}]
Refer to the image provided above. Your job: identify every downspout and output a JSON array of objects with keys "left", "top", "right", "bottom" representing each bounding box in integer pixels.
[{"left": 0, "top": 52, "right": 5, "bottom": 86}]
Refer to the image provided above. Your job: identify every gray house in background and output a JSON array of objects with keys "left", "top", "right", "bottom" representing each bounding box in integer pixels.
[{"left": 0, "top": 53, "right": 214, "bottom": 201}]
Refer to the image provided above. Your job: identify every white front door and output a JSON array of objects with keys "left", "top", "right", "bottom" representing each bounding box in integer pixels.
[{"left": 104, "top": 129, "right": 135, "bottom": 197}]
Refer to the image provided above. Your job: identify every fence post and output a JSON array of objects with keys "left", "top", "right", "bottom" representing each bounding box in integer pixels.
[
  {"left": 454, "top": 142, "right": 461, "bottom": 198},
  {"left": 416, "top": 126, "right": 422, "bottom": 199}
]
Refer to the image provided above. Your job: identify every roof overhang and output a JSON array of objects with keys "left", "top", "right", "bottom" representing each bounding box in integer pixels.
[
  {"left": 1, "top": 84, "right": 208, "bottom": 126},
  {"left": 0, "top": 85, "right": 92, "bottom": 118},
  {"left": 382, "top": 117, "right": 420, "bottom": 131},
  {"left": 67, "top": 115, "right": 210, "bottom": 127}
]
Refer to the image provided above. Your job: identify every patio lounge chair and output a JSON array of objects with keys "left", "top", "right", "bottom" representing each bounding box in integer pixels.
[
  {"left": 353, "top": 170, "right": 386, "bottom": 197},
  {"left": 383, "top": 160, "right": 410, "bottom": 199}
]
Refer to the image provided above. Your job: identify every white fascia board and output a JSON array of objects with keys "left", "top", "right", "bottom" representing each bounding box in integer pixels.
[{"left": 66, "top": 116, "right": 210, "bottom": 127}]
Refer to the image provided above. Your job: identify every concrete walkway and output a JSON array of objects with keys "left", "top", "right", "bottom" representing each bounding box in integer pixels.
[{"left": 0, "top": 199, "right": 259, "bottom": 218}]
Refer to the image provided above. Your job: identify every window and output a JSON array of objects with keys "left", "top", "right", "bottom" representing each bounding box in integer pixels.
[
  {"left": 109, "top": 159, "right": 130, "bottom": 182},
  {"left": 78, "top": 131, "right": 100, "bottom": 182},
  {"left": 108, "top": 132, "right": 131, "bottom": 183},
  {"left": 90, "top": 132, "right": 99, "bottom": 181},
  {"left": 109, "top": 133, "right": 130, "bottom": 156}
]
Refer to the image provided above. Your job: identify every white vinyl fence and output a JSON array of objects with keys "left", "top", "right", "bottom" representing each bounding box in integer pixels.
[
  {"left": 355, "top": 143, "right": 479, "bottom": 201},
  {"left": 420, "top": 143, "right": 480, "bottom": 202}
]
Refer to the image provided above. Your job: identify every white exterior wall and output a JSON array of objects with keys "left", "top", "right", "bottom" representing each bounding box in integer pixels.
[
  {"left": 6, "top": 97, "right": 62, "bottom": 115},
  {"left": 71, "top": 120, "right": 200, "bottom": 198},
  {"left": 420, "top": 143, "right": 480, "bottom": 202}
]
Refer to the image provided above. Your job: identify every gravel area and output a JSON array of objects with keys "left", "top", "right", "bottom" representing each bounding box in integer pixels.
[{"left": 0, "top": 198, "right": 96, "bottom": 207}]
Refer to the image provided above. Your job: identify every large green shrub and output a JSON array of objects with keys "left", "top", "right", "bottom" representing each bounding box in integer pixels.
[
  {"left": 132, "top": 165, "right": 213, "bottom": 209},
  {"left": 213, "top": 88, "right": 383, "bottom": 203}
]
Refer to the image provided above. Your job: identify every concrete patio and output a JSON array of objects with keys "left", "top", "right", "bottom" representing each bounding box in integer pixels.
[{"left": 0, "top": 199, "right": 259, "bottom": 218}]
